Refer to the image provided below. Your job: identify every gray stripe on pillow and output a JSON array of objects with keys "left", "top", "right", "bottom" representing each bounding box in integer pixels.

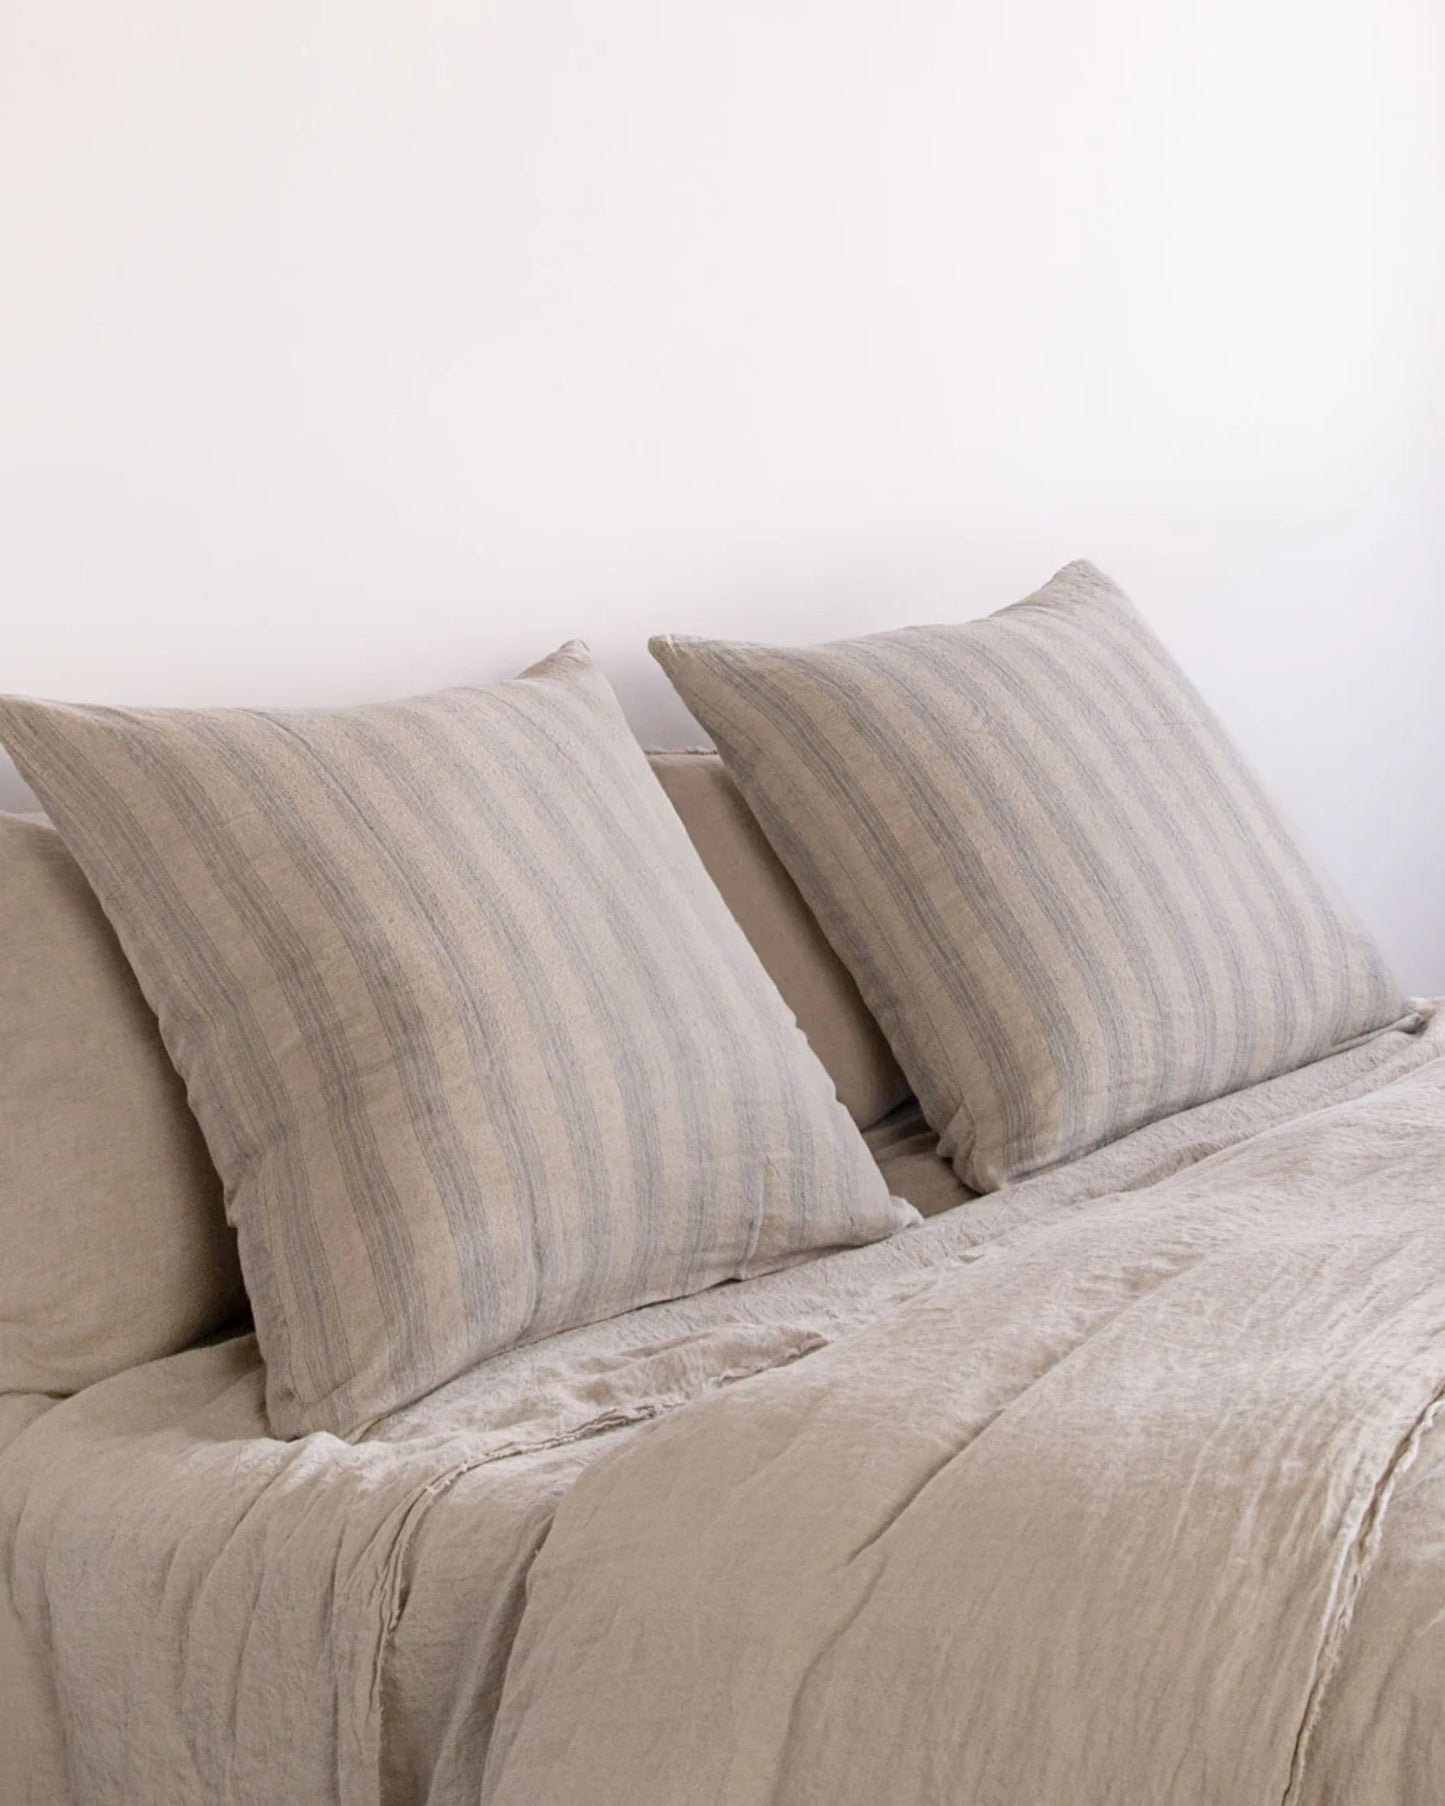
[
  {"left": 0, "top": 647, "right": 915, "bottom": 1439},
  {"left": 651, "top": 561, "right": 1415, "bottom": 1188}
]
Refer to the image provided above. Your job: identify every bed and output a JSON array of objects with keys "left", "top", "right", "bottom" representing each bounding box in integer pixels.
[
  {"left": 5, "top": 1007, "right": 1441, "bottom": 1804},
  {"left": 3, "top": 565, "right": 1439, "bottom": 1805}
]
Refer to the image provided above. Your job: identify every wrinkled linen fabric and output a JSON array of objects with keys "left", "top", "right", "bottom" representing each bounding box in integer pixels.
[
  {"left": 2, "top": 1007, "right": 1442, "bottom": 1806},
  {"left": 483, "top": 1046, "right": 1445, "bottom": 1806}
]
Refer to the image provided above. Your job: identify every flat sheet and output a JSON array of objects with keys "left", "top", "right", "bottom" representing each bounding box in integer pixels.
[{"left": 2, "top": 1007, "right": 1440, "bottom": 1805}]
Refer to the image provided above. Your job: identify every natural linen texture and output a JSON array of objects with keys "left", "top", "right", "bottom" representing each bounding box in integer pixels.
[
  {"left": 6, "top": 1009, "right": 1441, "bottom": 1806},
  {"left": 647, "top": 750, "right": 907, "bottom": 1129},
  {"left": 0, "top": 648, "right": 914, "bottom": 1439},
  {"left": 0, "top": 813, "right": 242, "bottom": 1396},
  {"left": 652, "top": 561, "right": 1413, "bottom": 1188}
]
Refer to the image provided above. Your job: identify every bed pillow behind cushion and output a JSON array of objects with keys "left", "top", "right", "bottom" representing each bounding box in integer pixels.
[
  {"left": 646, "top": 751, "right": 908, "bottom": 1130},
  {"left": 652, "top": 561, "right": 1415, "bottom": 1190},
  {"left": 0, "top": 647, "right": 915, "bottom": 1439},
  {"left": 0, "top": 814, "right": 243, "bottom": 1395}
]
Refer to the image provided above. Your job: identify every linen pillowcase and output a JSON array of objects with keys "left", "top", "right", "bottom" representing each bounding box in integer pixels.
[
  {"left": 0, "top": 647, "right": 915, "bottom": 1439},
  {"left": 651, "top": 561, "right": 1415, "bottom": 1190},
  {"left": 646, "top": 751, "right": 907, "bottom": 1129},
  {"left": 1, "top": 813, "right": 243, "bottom": 1396}
]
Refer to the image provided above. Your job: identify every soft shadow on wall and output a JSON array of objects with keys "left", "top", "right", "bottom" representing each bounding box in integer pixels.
[{"left": 1, "top": 0, "right": 1442, "bottom": 984}]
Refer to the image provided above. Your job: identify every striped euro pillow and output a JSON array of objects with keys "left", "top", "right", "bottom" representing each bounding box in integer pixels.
[
  {"left": 0, "top": 646, "right": 915, "bottom": 1439},
  {"left": 652, "top": 562, "right": 1415, "bottom": 1189}
]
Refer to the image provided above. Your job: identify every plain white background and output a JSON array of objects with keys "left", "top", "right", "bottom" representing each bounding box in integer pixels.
[{"left": 1, "top": 1, "right": 1442, "bottom": 984}]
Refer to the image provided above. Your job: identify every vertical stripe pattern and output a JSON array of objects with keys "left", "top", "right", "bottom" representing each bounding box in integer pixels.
[
  {"left": 651, "top": 562, "right": 1415, "bottom": 1189},
  {"left": 0, "top": 646, "right": 915, "bottom": 1440}
]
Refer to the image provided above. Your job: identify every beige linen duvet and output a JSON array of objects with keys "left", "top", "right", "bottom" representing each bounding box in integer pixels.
[{"left": 3, "top": 1009, "right": 1444, "bottom": 1806}]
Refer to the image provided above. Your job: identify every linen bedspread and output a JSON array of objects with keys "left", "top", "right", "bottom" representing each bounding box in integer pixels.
[
  {"left": 484, "top": 1044, "right": 1445, "bottom": 1806},
  {"left": 2, "top": 1008, "right": 1442, "bottom": 1806}
]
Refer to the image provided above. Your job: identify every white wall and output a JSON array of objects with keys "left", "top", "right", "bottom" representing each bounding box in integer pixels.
[{"left": 2, "top": 0, "right": 1442, "bottom": 984}]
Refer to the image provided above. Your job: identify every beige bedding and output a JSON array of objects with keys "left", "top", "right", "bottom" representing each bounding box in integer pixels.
[
  {"left": 0, "top": 1398, "right": 66, "bottom": 1804},
  {"left": 3, "top": 1007, "right": 1442, "bottom": 1805}
]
